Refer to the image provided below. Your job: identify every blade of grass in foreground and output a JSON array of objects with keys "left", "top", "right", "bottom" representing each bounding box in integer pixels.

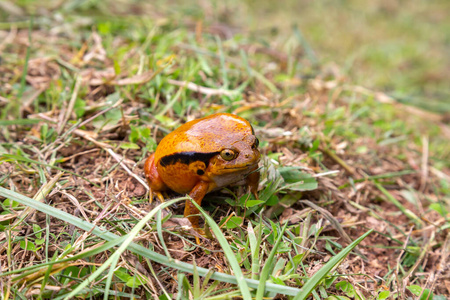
[
  {"left": 59, "top": 198, "right": 183, "bottom": 300},
  {"left": 0, "top": 119, "right": 42, "bottom": 125},
  {"left": 256, "top": 222, "right": 288, "bottom": 300},
  {"left": 293, "top": 229, "right": 373, "bottom": 300},
  {"left": 189, "top": 197, "right": 252, "bottom": 300},
  {"left": 374, "top": 182, "right": 423, "bottom": 227},
  {"left": 0, "top": 187, "right": 302, "bottom": 297},
  {"left": 4, "top": 236, "right": 127, "bottom": 281},
  {"left": 189, "top": 198, "right": 252, "bottom": 300}
]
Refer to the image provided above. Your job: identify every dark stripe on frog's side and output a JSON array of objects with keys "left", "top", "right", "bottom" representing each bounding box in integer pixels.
[{"left": 159, "top": 151, "right": 220, "bottom": 168}]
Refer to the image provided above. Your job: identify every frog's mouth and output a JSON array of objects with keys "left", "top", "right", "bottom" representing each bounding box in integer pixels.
[
  {"left": 222, "top": 162, "right": 259, "bottom": 172},
  {"left": 211, "top": 164, "right": 258, "bottom": 188}
]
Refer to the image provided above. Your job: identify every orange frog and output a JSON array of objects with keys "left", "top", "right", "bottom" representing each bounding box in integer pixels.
[{"left": 144, "top": 113, "right": 260, "bottom": 230}]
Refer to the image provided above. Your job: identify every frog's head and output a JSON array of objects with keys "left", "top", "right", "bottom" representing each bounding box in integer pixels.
[{"left": 209, "top": 132, "right": 260, "bottom": 174}]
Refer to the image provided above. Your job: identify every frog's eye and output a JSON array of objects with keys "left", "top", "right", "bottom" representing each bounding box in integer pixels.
[{"left": 220, "top": 149, "right": 236, "bottom": 161}]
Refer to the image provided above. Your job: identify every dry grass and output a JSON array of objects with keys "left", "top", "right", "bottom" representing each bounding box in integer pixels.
[{"left": 0, "top": 1, "right": 449, "bottom": 299}]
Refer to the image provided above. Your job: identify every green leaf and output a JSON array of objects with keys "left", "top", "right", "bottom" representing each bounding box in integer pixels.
[
  {"left": 120, "top": 142, "right": 140, "bottom": 149},
  {"left": 265, "top": 194, "right": 279, "bottom": 206},
  {"left": 336, "top": 281, "right": 355, "bottom": 297},
  {"left": 226, "top": 216, "right": 243, "bottom": 229},
  {"left": 159, "top": 294, "right": 172, "bottom": 300},
  {"left": 3, "top": 198, "right": 19, "bottom": 208},
  {"left": 248, "top": 221, "right": 261, "bottom": 280},
  {"left": 114, "top": 268, "right": 131, "bottom": 282},
  {"left": 406, "top": 285, "right": 422, "bottom": 296},
  {"left": 245, "top": 200, "right": 265, "bottom": 208},
  {"left": 130, "top": 125, "right": 153, "bottom": 145},
  {"left": 113, "top": 60, "right": 121, "bottom": 75},
  {"left": 126, "top": 275, "right": 145, "bottom": 288},
  {"left": 74, "top": 98, "right": 86, "bottom": 118},
  {"left": 421, "top": 289, "right": 433, "bottom": 300},
  {"left": 356, "top": 145, "right": 368, "bottom": 154},
  {"left": 377, "top": 290, "right": 390, "bottom": 300},
  {"left": 310, "top": 139, "right": 320, "bottom": 153},
  {"left": 32, "top": 224, "right": 42, "bottom": 239},
  {"left": 324, "top": 275, "right": 337, "bottom": 289},
  {"left": 325, "top": 240, "right": 337, "bottom": 255},
  {"left": 129, "top": 124, "right": 140, "bottom": 143},
  {"left": 105, "top": 91, "right": 121, "bottom": 104},
  {"left": 285, "top": 253, "right": 304, "bottom": 272},
  {"left": 271, "top": 276, "right": 285, "bottom": 285},
  {"left": 154, "top": 115, "right": 176, "bottom": 126},
  {"left": 429, "top": 203, "right": 448, "bottom": 217},
  {"left": 267, "top": 152, "right": 283, "bottom": 161},
  {"left": 406, "top": 286, "right": 433, "bottom": 300},
  {"left": 20, "top": 240, "right": 36, "bottom": 252},
  {"left": 98, "top": 22, "right": 111, "bottom": 34},
  {"left": 140, "top": 127, "right": 151, "bottom": 139},
  {"left": 35, "top": 238, "right": 46, "bottom": 245},
  {"left": 278, "top": 167, "right": 318, "bottom": 191}
]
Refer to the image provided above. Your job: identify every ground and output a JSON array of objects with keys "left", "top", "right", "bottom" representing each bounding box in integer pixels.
[{"left": 0, "top": 1, "right": 449, "bottom": 299}]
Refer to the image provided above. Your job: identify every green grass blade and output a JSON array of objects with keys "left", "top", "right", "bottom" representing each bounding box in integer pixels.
[
  {"left": 103, "top": 255, "right": 120, "bottom": 300},
  {"left": 60, "top": 197, "right": 184, "bottom": 300},
  {"left": 193, "top": 261, "right": 200, "bottom": 298},
  {"left": 247, "top": 221, "right": 261, "bottom": 280},
  {"left": 17, "top": 18, "right": 32, "bottom": 103},
  {"left": 0, "top": 119, "right": 42, "bottom": 126},
  {"left": 39, "top": 251, "right": 59, "bottom": 297},
  {"left": 189, "top": 197, "right": 252, "bottom": 300},
  {"left": 4, "top": 236, "right": 127, "bottom": 281},
  {"left": 293, "top": 229, "right": 373, "bottom": 300},
  {"left": 255, "top": 222, "right": 288, "bottom": 300},
  {"left": 293, "top": 24, "right": 319, "bottom": 65},
  {"left": 375, "top": 182, "right": 423, "bottom": 227},
  {"left": 176, "top": 273, "right": 186, "bottom": 300},
  {"left": 157, "top": 210, "right": 171, "bottom": 259}
]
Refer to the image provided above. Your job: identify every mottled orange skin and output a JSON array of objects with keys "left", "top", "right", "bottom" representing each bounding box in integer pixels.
[{"left": 144, "top": 113, "right": 260, "bottom": 229}]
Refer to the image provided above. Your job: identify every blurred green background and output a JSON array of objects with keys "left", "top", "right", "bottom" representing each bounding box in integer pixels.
[
  {"left": 242, "top": 0, "right": 450, "bottom": 113},
  {"left": 2, "top": 0, "right": 449, "bottom": 113}
]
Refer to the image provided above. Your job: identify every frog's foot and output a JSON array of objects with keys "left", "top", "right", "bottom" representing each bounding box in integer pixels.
[
  {"left": 192, "top": 226, "right": 215, "bottom": 245},
  {"left": 149, "top": 189, "right": 165, "bottom": 204},
  {"left": 194, "top": 227, "right": 205, "bottom": 236},
  {"left": 195, "top": 228, "right": 213, "bottom": 245},
  {"left": 194, "top": 228, "right": 204, "bottom": 245}
]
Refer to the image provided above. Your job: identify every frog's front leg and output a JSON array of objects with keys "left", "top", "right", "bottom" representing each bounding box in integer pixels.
[
  {"left": 246, "top": 170, "right": 260, "bottom": 199},
  {"left": 144, "top": 153, "right": 167, "bottom": 203},
  {"left": 184, "top": 181, "right": 209, "bottom": 229}
]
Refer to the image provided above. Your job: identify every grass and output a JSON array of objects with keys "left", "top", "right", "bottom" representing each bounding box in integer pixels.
[{"left": 0, "top": 0, "right": 449, "bottom": 299}]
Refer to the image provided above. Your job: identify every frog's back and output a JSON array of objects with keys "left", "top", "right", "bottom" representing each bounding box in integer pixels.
[{"left": 154, "top": 113, "right": 253, "bottom": 162}]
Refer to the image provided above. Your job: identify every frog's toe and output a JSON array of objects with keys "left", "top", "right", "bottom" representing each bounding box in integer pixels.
[
  {"left": 195, "top": 227, "right": 205, "bottom": 236},
  {"left": 193, "top": 228, "right": 208, "bottom": 245},
  {"left": 149, "top": 190, "right": 165, "bottom": 204}
]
